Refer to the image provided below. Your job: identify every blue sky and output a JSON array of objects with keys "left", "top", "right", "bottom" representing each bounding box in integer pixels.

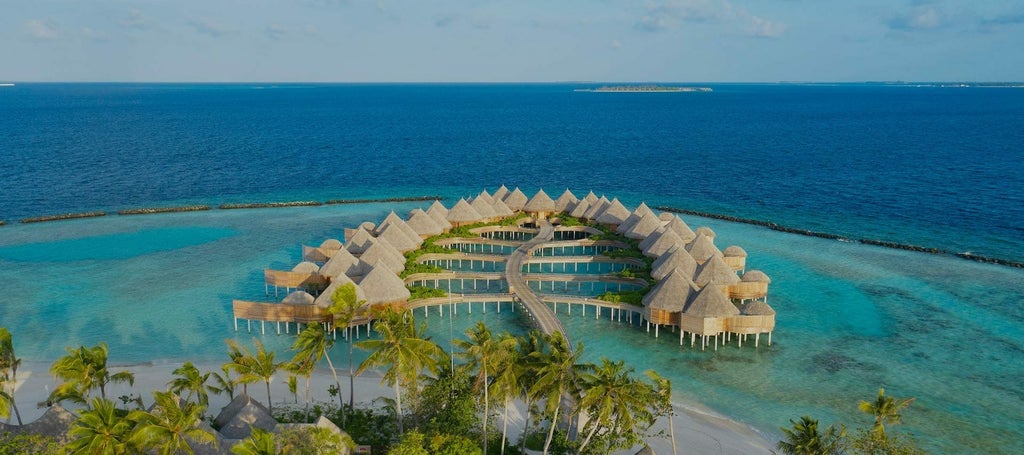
[{"left": 3, "top": 0, "right": 1022, "bottom": 82}]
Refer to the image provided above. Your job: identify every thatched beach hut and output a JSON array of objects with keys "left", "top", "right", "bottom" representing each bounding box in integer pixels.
[
  {"left": 553, "top": 188, "right": 579, "bottom": 213},
  {"left": 624, "top": 211, "right": 663, "bottom": 240},
  {"left": 568, "top": 198, "right": 591, "bottom": 218},
  {"left": 686, "top": 234, "right": 723, "bottom": 264},
  {"left": 642, "top": 268, "right": 698, "bottom": 330},
  {"left": 359, "top": 239, "right": 406, "bottom": 273},
  {"left": 693, "top": 254, "right": 741, "bottom": 292},
  {"left": 427, "top": 200, "right": 452, "bottom": 231},
  {"left": 582, "top": 191, "right": 599, "bottom": 205},
  {"left": 680, "top": 284, "right": 740, "bottom": 350},
  {"left": 345, "top": 228, "right": 376, "bottom": 255},
  {"left": 491, "top": 196, "right": 515, "bottom": 217},
  {"left": 723, "top": 245, "right": 748, "bottom": 272},
  {"left": 727, "top": 299, "right": 776, "bottom": 347},
  {"left": 377, "top": 222, "right": 419, "bottom": 253},
  {"left": 582, "top": 196, "right": 610, "bottom": 221},
  {"left": 319, "top": 247, "right": 365, "bottom": 279},
  {"left": 292, "top": 261, "right": 320, "bottom": 274},
  {"left": 314, "top": 274, "right": 367, "bottom": 307},
  {"left": 407, "top": 208, "right": 444, "bottom": 237},
  {"left": 503, "top": 187, "right": 528, "bottom": 211},
  {"left": 643, "top": 228, "right": 685, "bottom": 258},
  {"left": 694, "top": 226, "right": 716, "bottom": 240},
  {"left": 470, "top": 196, "right": 498, "bottom": 221},
  {"left": 617, "top": 202, "right": 656, "bottom": 234},
  {"left": 595, "top": 198, "right": 631, "bottom": 227},
  {"left": 359, "top": 261, "right": 411, "bottom": 307},
  {"left": 730, "top": 270, "right": 771, "bottom": 301},
  {"left": 282, "top": 290, "right": 316, "bottom": 305},
  {"left": 523, "top": 188, "right": 556, "bottom": 219},
  {"left": 650, "top": 245, "right": 699, "bottom": 281},
  {"left": 447, "top": 198, "right": 484, "bottom": 227},
  {"left": 666, "top": 216, "right": 697, "bottom": 243},
  {"left": 493, "top": 184, "right": 510, "bottom": 201},
  {"left": 377, "top": 212, "right": 423, "bottom": 248}
]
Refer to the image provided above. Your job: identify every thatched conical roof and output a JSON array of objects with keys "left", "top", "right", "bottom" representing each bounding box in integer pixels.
[
  {"left": 360, "top": 238, "right": 406, "bottom": 272},
  {"left": 377, "top": 222, "right": 419, "bottom": 253},
  {"left": 553, "top": 189, "right": 579, "bottom": 213},
  {"left": 684, "top": 284, "right": 740, "bottom": 317},
  {"left": 320, "top": 238, "right": 342, "bottom": 249},
  {"left": 643, "top": 228, "right": 685, "bottom": 258},
  {"left": 345, "top": 228, "right": 376, "bottom": 255},
  {"left": 426, "top": 202, "right": 452, "bottom": 231},
  {"left": 723, "top": 245, "right": 748, "bottom": 258},
  {"left": 624, "top": 211, "right": 663, "bottom": 240},
  {"left": 659, "top": 212, "right": 675, "bottom": 221},
  {"left": 13, "top": 404, "right": 76, "bottom": 443},
  {"left": 694, "top": 226, "right": 716, "bottom": 239},
  {"left": 568, "top": 198, "right": 591, "bottom": 218},
  {"left": 583, "top": 196, "right": 610, "bottom": 220},
  {"left": 493, "top": 184, "right": 510, "bottom": 201},
  {"left": 359, "top": 261, "right": 411, "bottom": 305},
  {"left": 638, "top": 226, "right": 664, "bottom": 251},
  {"left": 666, "top": 216, "right": 696, "bottom": 243},
  {"left": 616, "top": 202, "right": 656, "bottom": 234},
  {"left": 319, "top": 247, "right": 365, "bottom": 278},
  {"left": 477, "top": 189, "right": 496, "bottom": 204},
  {"left": 377, "top": 212, "right": 423, "bottom": 248},
  {"left": 470, "top": 196, "right": 498, "bottom": 219},
  {"left": 595, "top": 198, "right": 631, "bottom": 225},
  {"left": 687, "top": 234, "right": 722, "bottom": 264},
  {"left": 523, "top": 188, "right": 556, "bottom": 213},
  {"left": 503, "top": 187, "right": 528, "bottom": 211},
  {"left": 407, "top": 209, "right": 444, "bottom": 236},
  {"left": 741, "top": 270, "right": 772, "bottom": 283},
  {"left": 314, "top": 274, "right": 366, "bottom": 307},
  {"left": 693, "top": 255, "right": 740, "bottom": 287},
  {"left": 282, "top": 290, "right": 315, "bottom": 305},
  {"left": 743, "top": 299, "right": 776, "bottom": 316},
  {"left": 447, "top": 198, "right": 483, "bottom": 223},
  {"left": 642, "top": 268, "right": 698, "bottom": 313},
  {"left": 492, "top": 197, "right": 514, "bottom": 217},
  {"left": 634, "top": 445, "right": 656, "bottom": 455},
  {"left": 583, "top": 191, "right": 599, "bottom": 204},
  {"left": 651, "top": 245, "right": 699, "bottom": 281},
  {"left": 215, "top": 394, "right": 277, "bottom": 440},
  {"left": 291, "top": 261, "right": 320, "bottom": 273}
]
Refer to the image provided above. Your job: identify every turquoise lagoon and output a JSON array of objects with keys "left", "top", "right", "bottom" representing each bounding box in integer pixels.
[{"left": 0, "top": 201, "right": 1022, "bottom": 454}]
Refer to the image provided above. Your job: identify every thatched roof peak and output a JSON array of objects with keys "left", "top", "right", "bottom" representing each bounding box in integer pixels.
[
  {"left": 554, "top": 189, "right": 579, "bottom": 213},
  {"left": 694, "top": 226, "right": 716, "bottom": 239},
  {"left": 743, "top": 299, "right": 775, "bottom": 316},
  {"left": 282, "top": 290, "right": 315, "bottom": 305},
  {"left": 314, "top": 274, "right": 365, "bottom": 307},
  {"left": 345, "top": 228, "right": 376, "bottom": 255},
  {"left": 642, "top": 268, "right": 698, "bottom": 312},
  {"left": 685, "top": 284, "right": 740, "bottom": 317},
  {"left": 376, "top": 222, "right": 419, "bottom": 253},
  {"left": 426, "top": 201, "right": 452, "bottom": 230},
  {"left": 638, "top": 226, "right": 664, "bottom": 251},
  {"left": 693, "top": 254, "right": 741, "bottom": 287},
  {"left": 319, "top": 247, "right": 364, "bottom": 278},
  {"left": 596, "top": 198, "right": 631, "bottom": 225},
  {"left": 359, "top": 260, "right": 411, "bottom": 305},
  {"left": 503, "top": 187, "right": 528, "bottom": 211},
  {"left": 687, "top": 234, "right": 722, "bottom": 264},
  {"left": 493, "top": 184, "right": 510, "bottom": 200},
  {"left": 741, "top": 269, "right": 772, "bottom": 283},
  {"left": 666, "top": 216, "right": 696, "bottom": 243},
  {"left": 428, "top": 199, "right": 448, "bottom": 216},
  {"left": 320, "top": 238, "right": 342, "bottom": 249},
  {"left": 471, "top": 196, "right": 498, "bottom": 218},
  {"left": 616, "top": 202, "right": 657, "bottom": 234},
  {"left": 624, "top": 211, "right": 663, "bottom": 240},
  {"left": 583, "top": 196, "right": 610, "bottom": 220},
  {"left": 523, "top": 188, "right": 556, "bottom": 213},
  {"left": 651, "top": 245, "right": 699, "bottom": 281},
  {"left": 568, "top": 198, "right": 591, "bottom": 218},
  {"left": 360, "top": 237, "right": 406, "bottom": 272},
  {"left": 492, "top": 197, "right": 515, "bottom": 217},
  {"left": 643, "top": 228, "right": 685, "bottom": 258},
  {"left": 583, "top": 191, "right": 599, "bottom": 204},
  {"left": 723, "top": 245, "right": 748, "bottom": 257},
  {"left": 292, "top": 261, "right": 320, "bottom": 273},
  {"left": 407, "top": 209, "right": 444, "bottom": 236},
  {"left": 447, "top": 198, "right": 484, "bottom": 223},
  {"left": 378, "top": 212, "right": 423, "bottom": 248},
  {"left": 476, "top": 189, "right": 495, "bottom": 204}
]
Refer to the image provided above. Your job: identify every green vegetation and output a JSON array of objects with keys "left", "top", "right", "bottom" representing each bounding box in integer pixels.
[
  {"left": 778, "top": 389, "right": 924, "bottom": 455},
  {"left": 407, "top": 285, "right": 448, "bottom": 300},
  {"left": 596, "top": 288, "right": 649, "bottom": 306},
  {"left": 0, "top": 432, "right": 63, "bottom": 454}
]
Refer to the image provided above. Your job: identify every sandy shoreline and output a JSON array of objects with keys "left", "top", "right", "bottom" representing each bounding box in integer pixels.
[{"left": 8, "top": 360, "right": 775, "bottom": 454}]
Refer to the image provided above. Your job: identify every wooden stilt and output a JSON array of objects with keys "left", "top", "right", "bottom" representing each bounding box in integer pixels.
[{"left": 755, "top": 333, "right": 760, "bottom": 347}]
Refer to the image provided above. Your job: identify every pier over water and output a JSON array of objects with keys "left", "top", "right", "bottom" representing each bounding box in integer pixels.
[{"left": 503, "top": 219, "right": 569, "bottom": 341}]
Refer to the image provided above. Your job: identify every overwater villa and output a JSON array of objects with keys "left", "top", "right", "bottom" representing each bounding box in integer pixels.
[{"left": 233, "top": 186, "right": 776, "bottom": 351}]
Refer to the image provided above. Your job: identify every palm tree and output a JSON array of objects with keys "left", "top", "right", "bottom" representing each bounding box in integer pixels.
[
  {"left": 355, "top": 307, "right": 445, "bottom": 433},
  {"left": 209, "top": 364, "right": 237, "bottom": 401},
  {"left": 0, "top": 327, "right": 23, "bottom": 425},
  {"left": 328, "top": 282, "right": 365, "bottom": 410},
  {"left": 225, "top": 338, "right": 286, "bottom": 414},
  {"left": 290, "top": 322, "right": 341, "bottom": 421},
  {"left": 130, "top": 390, "right": 216, "bottom": 455},
  {"left": 168, "top": 362, "right": 213, "bottom": 408},
  {"left": 778, "top": 415, "right": 846, "bottom": 455},
  {"left": 49, "top": 342, "right": 135, "bottom": 406},
  {"left": 645, "top": 370, "right": 676, "bottom": 455},
  {"left": 490, "top": 332, "right": 524, "bottom": 455},
  {"left": 575, "top": 358, "right": 655, "bottom": 453},
  {"left": 454, "top": 322, "right": 516, "bottom": 454},
  {"left": 530, "top": 331, "right": 585, "bottom": 455},
  {"left": 285, "top": 356, "right": 314, "bottom": 421},
  {"left": 231, "top": 427, "right": 277, "bottom": 455},
  {"left": 858, "top": 388, "right": 915, "bottom": 438},
  {"left": 516, "top": 330, "right": 546, "bottom": 455},
  {"left": 66, "top": 397, "right": 138, "bottom": 455}
]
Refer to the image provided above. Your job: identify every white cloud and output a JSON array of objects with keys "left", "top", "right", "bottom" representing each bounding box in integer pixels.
[
  {"left": 635, "top": 0, "right": 786, "bottom": 38},
  {"left": 189, "top": 17, "right": 230, "bottom": 37},
  {"left": 888, "top": 5, "right": 946, "bottom": 31},
  {"left": 747, "top": 15, "right": 786, "bottom": 38},
  {"left": 25, "top": 19, "right": 59, "bottom": 40}
]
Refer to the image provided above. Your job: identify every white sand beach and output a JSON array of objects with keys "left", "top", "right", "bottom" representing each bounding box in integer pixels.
[{"left": 9, "top": 360, "right": 775, "bottom": 454}]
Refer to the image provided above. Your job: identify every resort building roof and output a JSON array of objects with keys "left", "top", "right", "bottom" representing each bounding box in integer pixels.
[
  {"left": 476, "top": 189, "right": 495, "bottom": 204},
  {"left": 523, "top": 188, "right": 556, "bottom": 213},
  {"left": 595, "top": 198, "right": 631, "bottom": 225},
  {"left": 643, "top": 228, "right": 685, "bottom": 258},
  {"left": 741, "top": 269, "right": 772, "bottom": 283},
  {"left": 493, "top": 184, "right": 510, "bottom": 200},
  {"left": 554, "top": 188, "right": 579, "bottom": 213},
  {"left": 743, "top": 299, "right": 776, "bottom": 316},
  {"left": 687, "top": 234, "right": 723, "bottom": 264},
  {"left": 695, "top": 226, "right": 717, "bottom": 239},
  {"left": 624, "top": 211, "right": 663, "bottom": 240},
  {"left": 345, "top": 228, "right": 376, "bottom": 255},
  {"left": 447, "top": 198, "right": 484, "bottom": 223},
  {"left": 319, "top": 247, "right": 364, "bottom": 278},
  {"left": 359, "top": 260, "right": 411, "bottom": 305},
  {"left": 407, "top": 209, "right": 444, "bottom": 237},
  {"left": 642, "top": 268, "right": 699, "bottom": 312},
  {"left": 723, "top": 245, "right": 748, "bottom": 258},
  {"left": 492, "top": 197, "right": 515, "bottom": 217},
  {"left": 377, "top": 211, "right": 423, "bottom": 248},
  {"left": 684, "top": 284, "right": 740, "bottom": 317},
  {"left": 291, "top": 261, "right": 320, "bottom": 274},
  {"left": 666, "top": 216, "right": 697, "bottom": 243},
  {"left": 314, "top": 274, "right": 366, "bottom": 307},
  {"left": 282, "top": 290, "right": 315, "bottom": 305},
  {"left": 568, "top": 198, "right": 591, "bottom": 218},
  {"left": 583, "top": 191, "right": 599, "bottom": 204},
  {"left": 503, "top": 187, "right": 528, "bottom": 211},
  {"left": 651, "top": 244, "right": 699, "bottom": 280},
  {"left": 360, "top": 237, "right": 406, "bottom": 272},
  {"left": 320, "top": 238, "right": 342, "bottom": 249},
  {"left": 377, "top": 222, "right": 419, "bottom": 253},
  {"left": 470, "top": 196, "right": 498, "bottom": 219},
  {"left": 616, "top": 202, "right": 656, "bottom": 234},
  {"left": 693, "top": 254, "right": 741, "bottom": 287},
  {"left": 583, "top": 196, "right": 610, "bottom": 220}
]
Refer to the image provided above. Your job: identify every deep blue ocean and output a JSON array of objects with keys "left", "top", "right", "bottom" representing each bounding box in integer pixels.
[{"left": 2, "top": 84, "right": 1023, "bottom": 453}]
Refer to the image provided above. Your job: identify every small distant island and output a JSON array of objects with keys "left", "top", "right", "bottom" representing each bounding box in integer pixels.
[{"left": 575, "top": 85, "right": 712, "bottom": 93}]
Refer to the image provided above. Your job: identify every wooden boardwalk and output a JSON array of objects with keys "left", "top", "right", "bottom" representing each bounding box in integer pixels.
[{"left": 503, "top": 219, "right": 570, "bottom": 339}]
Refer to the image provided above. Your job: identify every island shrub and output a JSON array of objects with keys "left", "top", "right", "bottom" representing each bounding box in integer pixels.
[{"left": 407, "top": 285, "right": 447, "bottom": 300}]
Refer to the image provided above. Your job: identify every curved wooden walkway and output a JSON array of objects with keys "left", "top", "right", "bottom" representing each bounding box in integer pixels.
[{"left": 503, "top": 219, "right": 570, "bottom": 339}]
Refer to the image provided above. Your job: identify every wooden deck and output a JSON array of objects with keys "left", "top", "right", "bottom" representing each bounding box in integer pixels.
[{"left": 503, "top": 219, "right": 570, "bottom": 340}]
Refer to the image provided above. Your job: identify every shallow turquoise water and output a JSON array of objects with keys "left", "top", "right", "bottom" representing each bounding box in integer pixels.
[{"left": 0, "top": 203, "right": 1021, "bottom": 453}]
